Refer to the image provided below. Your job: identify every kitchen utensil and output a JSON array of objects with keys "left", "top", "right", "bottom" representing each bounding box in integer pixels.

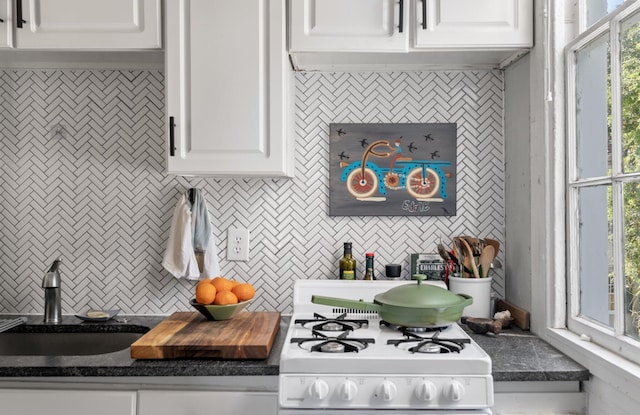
[
  {"left": 130, "top": 311, "right": 280, "bottom": 359},
  {"left": 462, "top": 236, "right": 481, "bottom": 256},
  {"left": 311, "top": 276, "right": 473, "bottom": 327},
  {"left": 477, "top": 245, "right": 495, "bottom": 278},
  {"left": 437, "top": 243, "right": 451, "bottom": 261},
  {"left": 190, "top": 299, "right": 252, "bottom": 321},
  {"left": 484, "top": 238, "right": 500, "bottom": 260},
  {"left": 458, "top": 238, "right": 480, "bottom": 278},
  {"left": 452, "top": 238, "right": 464, "bottom": 266}
]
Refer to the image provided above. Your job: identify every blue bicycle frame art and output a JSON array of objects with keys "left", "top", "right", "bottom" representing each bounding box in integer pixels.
[{"left": 329, "top": 123, "right": 457, "bottom": 216}]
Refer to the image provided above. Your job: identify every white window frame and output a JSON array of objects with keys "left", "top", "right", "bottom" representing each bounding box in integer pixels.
[{"left": 565, "top": 0, "right": 640, "bottom": 366}]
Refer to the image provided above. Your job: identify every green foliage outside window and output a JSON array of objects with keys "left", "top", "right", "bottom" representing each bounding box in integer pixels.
[{"left": 621, "top": 20, "right": 640, "bottom": 338}]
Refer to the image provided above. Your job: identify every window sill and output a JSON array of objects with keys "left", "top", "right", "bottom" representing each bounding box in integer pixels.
[{"left": 546, "top": 327, "right": 640, "bottom": 395}]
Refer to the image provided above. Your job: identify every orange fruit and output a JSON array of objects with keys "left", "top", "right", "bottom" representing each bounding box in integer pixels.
[
  {"left": 196, "top": 278, "right": 213, "bottom": 287},
  {"left": 211, "top": 276, "right": 234, "bottom": 293},
  {"left": 231, "top": 283, "right": 255, "bottom": 302},
  {"left": 214, "top": 290, "right": 238, "bottom": 305},
  {"left": 229, "top": 280, "right": 241, "bottom": 288},
  {"left": 195, "top": 283, "right": 216, "bottom": 305}
]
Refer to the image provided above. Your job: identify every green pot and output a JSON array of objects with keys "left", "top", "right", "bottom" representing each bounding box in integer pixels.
[{"left": 311, "top": 277, "right": 472, "bottom": 327}]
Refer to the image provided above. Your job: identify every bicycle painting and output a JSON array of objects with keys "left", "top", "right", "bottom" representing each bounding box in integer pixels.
[{"left": 329, "top": 123, "right": 457, "bottom": 216}]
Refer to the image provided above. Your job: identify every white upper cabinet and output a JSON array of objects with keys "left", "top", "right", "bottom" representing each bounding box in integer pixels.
[
  {"left": 0, "top": 0, "right": 10, "bottom": 47},
  {"left": 166, "top": 0, "right": 293, "bottom": 177},
  {"left": 289, "top": 0, "right": 533, "bottom": 69},
  {"left": 415, "top": 0, "right": 532, "bottom": 49},
  {"left": 289, "top": 0, "right": 408, "bottom": 52},
  {"left": 2, "top": 0, "right": 161, "bottom": 49}
]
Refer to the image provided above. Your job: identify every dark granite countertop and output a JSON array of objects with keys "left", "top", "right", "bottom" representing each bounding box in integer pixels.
[
  {"left": 0, "top": 314, "right": 285, "bottom": 378},
  {"left": 469, "top": 327, "right": 590, "bottom": 382},
  {"left": 0, "top": 314, "right": 589, "bottom": 382}
]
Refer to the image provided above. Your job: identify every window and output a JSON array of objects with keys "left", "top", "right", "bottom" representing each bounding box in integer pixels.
[
  {"left": 583, "top": 0, "right": 627, "bottom": 28},
  {"left": 566, "top": 0, "right": 640, "bottom": 364}
]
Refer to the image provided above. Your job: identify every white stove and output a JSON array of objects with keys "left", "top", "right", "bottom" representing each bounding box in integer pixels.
[{"left": 279, "top": 279, "right": 493, "bottom": 414}]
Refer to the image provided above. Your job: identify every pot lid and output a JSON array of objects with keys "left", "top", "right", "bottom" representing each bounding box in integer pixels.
[{"left": 374, "top": 275, "right": 467, "bottom": 309}]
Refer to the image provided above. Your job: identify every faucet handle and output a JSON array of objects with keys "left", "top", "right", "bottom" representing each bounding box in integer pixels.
[{"left": 42, "top": 259, "right": 62, "bottom": 288}]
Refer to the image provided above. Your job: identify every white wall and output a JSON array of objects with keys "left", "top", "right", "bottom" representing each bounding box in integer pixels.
[
  {"left": 504, "top": 54, "right": 532, "bottom": 313},
  {"left": 0, "top": 69, "right": 507, "bottom": 315}
]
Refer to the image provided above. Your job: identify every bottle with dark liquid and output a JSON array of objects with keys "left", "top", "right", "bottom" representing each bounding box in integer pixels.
[
  {"left": 339, "top": 242, "right": 356, "bottom": 280},
  {"left": 363, "top": 252, "right": 376, "bottom": 280}
]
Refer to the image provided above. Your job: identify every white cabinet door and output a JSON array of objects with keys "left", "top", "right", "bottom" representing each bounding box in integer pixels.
[
  {"left": 0, "top": 0, "right": 11, "bottom": 48},
  {"left": 14, "top": 0, "right": 161, "bottom": 49},
  {"left": 289, "top": 0, "right": 408, "bottom": 52},
  {"left": 415, "top": 0, "right": 533, "bottom": 49},
  {"left": 166, "top": 0, "right": 293, "bottom": 177},
  {"left": 139, "top": 390, "right": 278, "bottom": 415},
  {"left": 0, "top": 389, "right": 136, "bottom": 415}
]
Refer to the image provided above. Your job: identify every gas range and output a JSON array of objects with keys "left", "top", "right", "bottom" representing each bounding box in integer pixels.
[{"left": 279, "top": 279, "right": 493, "bottom": 414}]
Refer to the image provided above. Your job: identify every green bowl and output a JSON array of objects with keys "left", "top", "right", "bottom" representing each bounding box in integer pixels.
[{"left": 190, "top": 299, "right": 251, "bottom": 321}]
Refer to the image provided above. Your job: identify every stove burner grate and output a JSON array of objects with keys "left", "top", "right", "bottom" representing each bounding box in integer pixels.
[
  {"left": 296, "top": 312, "right": 369, "bottom": 332},
  {"left": 387, "top": 330, "right": 471, "bottom": 354},
  {"left": 380, "top": 320, "right": 449, "bottom": 332},
  {"left": 291, "top": 329, "right": 375, "bottom": 353}
]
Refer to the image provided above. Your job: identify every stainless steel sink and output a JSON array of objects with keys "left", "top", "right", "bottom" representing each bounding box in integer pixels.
[{"left": 0, "top": 331, "right": 144, "bottom": 356}]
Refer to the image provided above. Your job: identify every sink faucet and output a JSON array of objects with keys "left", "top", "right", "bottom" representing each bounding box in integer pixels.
[{"left": 42, "top": 259, "right": 62, "bottom": 323}]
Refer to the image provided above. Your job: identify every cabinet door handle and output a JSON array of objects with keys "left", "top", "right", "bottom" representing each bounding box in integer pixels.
[
  {"left": 398, "top": 0, "right": 404, "bottom": 33},
  {"left": 0, "top": 17, "right": 4, "bottom": 23},
  {"left": 421, "top": 0, "right": 427, "bottom": 30},
  {"left": 16, "top": 0, "right": 24, "bottom": 28},
  {"left": 169, "top": 116, "right": 176, "bottom": 157}
]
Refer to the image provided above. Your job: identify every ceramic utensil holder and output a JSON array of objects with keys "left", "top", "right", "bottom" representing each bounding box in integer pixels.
[{"left": 448, "top": 276, "right": 492, "bottom": 318}]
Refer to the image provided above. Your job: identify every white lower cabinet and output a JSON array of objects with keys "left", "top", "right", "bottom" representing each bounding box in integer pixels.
[
  {"left": 138, "top": 390, "right": 277, "bottom": 415},
  {"left": 493, "top": 382, "right": 587, "bottom": 414},
  {"left": 0, "top": 389, "right": 136, "bottom": 415}
]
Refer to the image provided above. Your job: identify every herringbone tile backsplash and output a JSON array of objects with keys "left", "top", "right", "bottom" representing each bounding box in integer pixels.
[{"left": 0, "top": 69, "right": 504, "bottom": 315}]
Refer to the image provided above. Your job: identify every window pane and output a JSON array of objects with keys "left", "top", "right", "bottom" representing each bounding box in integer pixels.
[
  {"left": 575, "top": 34, "right": 611, "bottom": 179},
  {"left": 586, "top": 0, "right": 626, "bottom": 27},
  {"left": 622, "top": 11, "right": 640, "bottom": 173},
  {"left": 579, "top": 185, "right": 614, "bottom": 327},
  {"left": 624, "top": 182, "right": 640, "bottom": 339}
]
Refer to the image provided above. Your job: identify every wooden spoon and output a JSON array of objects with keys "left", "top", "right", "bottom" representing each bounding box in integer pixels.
[
  {"left": 478, "top": 245, "right": 495, "bottom": 278},
  {"left": 458, "top": 238, "right": 480, "bottom": 278},
  {"left": 484, "top": 238, "right": 500, "bottom": 261},
  {"left": 463, "top": 236, "right": 482, "bottom": 256},
  {"left": 451, "top": 239, "right": 463, "bottom": 269}
]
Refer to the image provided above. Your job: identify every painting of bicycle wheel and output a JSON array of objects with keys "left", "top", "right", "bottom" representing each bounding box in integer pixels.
[{"left": 329, "top": 123, "right": 457, "bottom": 216}]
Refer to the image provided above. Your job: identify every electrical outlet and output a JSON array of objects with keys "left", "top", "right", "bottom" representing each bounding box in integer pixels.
[{"left": 227, "top": 227, "right": 250, "bottom": 261}]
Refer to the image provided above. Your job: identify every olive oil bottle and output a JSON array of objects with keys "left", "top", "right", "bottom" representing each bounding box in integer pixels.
[{"left": 339, "top": 242, "right": 356, "bottom": 280}]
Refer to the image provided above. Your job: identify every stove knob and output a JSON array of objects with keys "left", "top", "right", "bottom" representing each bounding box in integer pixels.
[
  {"left": 338, "top": 380, "right": 358, "bottom": 401},
  {"left": 446, "top": 380, "right": 465, "bottom": 402},
  {"left": 375, "top": 380, "right": 397, "bottom": 402},
  {"left": 414, "top": 381, "right": 437, "bottom": 402},
  {"left": 307, "top": 379, "right": 329, "bottom": 400}
]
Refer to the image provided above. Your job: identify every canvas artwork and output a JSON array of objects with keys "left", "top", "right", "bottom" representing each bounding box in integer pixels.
[{"left": 329, "top": 123, "right": 457, "bottom": 216}]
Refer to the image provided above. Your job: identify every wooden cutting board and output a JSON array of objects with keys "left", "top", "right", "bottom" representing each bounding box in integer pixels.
[{"left": 130, "top": 311, "right": 280, "bottom": 360}]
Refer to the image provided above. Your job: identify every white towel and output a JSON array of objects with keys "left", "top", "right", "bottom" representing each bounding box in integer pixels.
[{"left": 162, "top": 192, "right": 221, "bottom": 280}]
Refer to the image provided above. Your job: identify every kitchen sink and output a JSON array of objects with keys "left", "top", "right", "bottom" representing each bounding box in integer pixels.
[{"left": 0, "top": 330, "right": 145, "bottom": 356}]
